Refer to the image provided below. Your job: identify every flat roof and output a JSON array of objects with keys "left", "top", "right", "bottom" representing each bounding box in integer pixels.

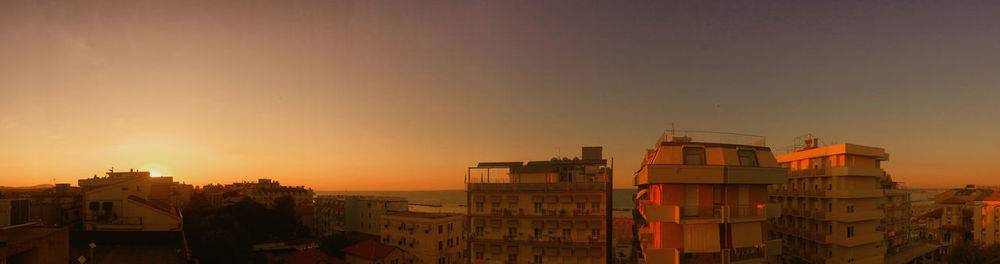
[{"left": 384, "top": 211, "right": 461, "bottom": 219}]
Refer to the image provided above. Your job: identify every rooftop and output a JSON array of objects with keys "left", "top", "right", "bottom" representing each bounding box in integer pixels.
[
  {"left": 655, "top": 130, "right": 766, "bottom": 147},
  {"left": 281, "top": 249, "right": 345, "bottom": 264},
  {"left": 384, "top": 211, "right": 461, "bottom": 219},
  {"left": 341, "top": 239, "right": 396, "bottom": 260}
]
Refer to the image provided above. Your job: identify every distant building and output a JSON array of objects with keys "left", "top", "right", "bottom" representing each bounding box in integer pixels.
[
  {"left": 467, "top": 146, "right": 611, "bottom": 264},
  {"left": 380, "top": 211, "right": 465, "bottom": 264},
  {"left": 634, "top": 132, "right": 785, "bottom": 264},
  {"left": 342, "top": 239, "right": 406, "bottom": 264},
  {"left": 197, "top": 179, "right": 313, "bottom": 209},
  {"left": 0, "top": 198, "right": 70, "bottom": 264},
  {"left": 79, "top": 170, "right": 183, "bottom": 231},
  {"left": 917, "top": 186, "right": 1000, "bottom": 255},
  {"left": 315, "top": 195, "right": 408, "bottom": 236}
]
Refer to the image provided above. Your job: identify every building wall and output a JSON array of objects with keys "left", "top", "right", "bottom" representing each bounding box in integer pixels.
[{"left": 381, "top": 214, "right": 465, "bottom": 264}]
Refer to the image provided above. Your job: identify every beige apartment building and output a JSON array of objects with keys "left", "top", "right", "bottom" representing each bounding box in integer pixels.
[
  {"left": 381, "top": 211, "right": 465, "bottom": 264},
  {"left": 633, "top": 131, "right": 785, "bottom": 264},
  {"left": 467, "top": 146, "right": 611, "bottom": 264},
  {"left": 917, "top": 187, "right": 1000, "bottom": 256},
  {"left": 79, "top": 170, "right": 183, "bottom": 231},
  {"left": 770, "top": 141, "right": 891, "bottom": 264},
  {"left": 315, "top": 195, "right": 409, "bottom": 236}
]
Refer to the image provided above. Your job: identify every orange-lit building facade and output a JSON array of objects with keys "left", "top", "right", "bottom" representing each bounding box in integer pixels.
[
  {"left": 467, "top": 146, "right": 611, "bottom": 264},
  {"left": 770, "top": 142, "right": 890, "bottom": 264},
  {"left": 634, "top": 132, "right": 786, "bottom": 264}
]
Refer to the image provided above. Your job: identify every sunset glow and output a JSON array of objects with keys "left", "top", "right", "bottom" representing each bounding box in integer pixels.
[{"left": 2, "top": 1, "right": 1000, "bottom": 190}]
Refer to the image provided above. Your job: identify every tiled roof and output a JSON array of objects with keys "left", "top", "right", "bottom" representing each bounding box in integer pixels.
[
  {"left": 282, "top": 249, "right": 345, "bottom": 264},
  {"left": 982, "top": 192, "right": 1000, "bottom": 202},
  {"left": 342, "top": 239, "right": 396, "bottom": 260},
  {"left": 919, "top": 208, "right": 942, "bottom": 218}
]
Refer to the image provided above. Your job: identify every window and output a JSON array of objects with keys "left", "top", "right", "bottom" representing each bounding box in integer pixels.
[
  {"left": 827, "top": 184, "right": 833, "bottom": 190},
  {"left": 89, "top": 202, "right": 99, "bottom": 211},
  {"left": 439, "top": 225, "right": 443, "bottom": 234},
  {"left": 475, "top": 202, "right": 484, "bottom": 212},
  {"left": 683, "top": 147, "right": 706, "bottom": 165},
  {"left": 508, "top": 254, "right": 517, "bottom": 263},
  {"left": 534, "top": 255, "right": 543, "bottom": 264},
  {"left": 121, "top": 186, "right": 128, "bottom": 191},
  {"left": 102, "top": 202, "right": 113, "bottom": 211},
  {"left": 438, "top": 241, "right": 443, "bottom": 250},
  {"left": 491, "top": 202, "right": 500, "bottom": 208},
  {"left": 847, "top": 205, "right": 855, "bottom": 213},
  {"left": 592, "top": 202, "right": 600, "bottom": 210},
  {"left": 475, "top": 226, "right": 484, "bottom": 234},
  {"left": 592, "top": 229, "right": 600, "bottom": 236},
  {"left": 448, "top": 223, "right": 453, "bottom": 232},
  {"left": 576, "top": 203, "right": 585, "bottom": 210},
  {"left": 737, "top": 150, "right": 758, "bottom": 166},
  {"left": 828, "top": 225, "right": 833, "bottom": 234},
  {"left": 828, "top": 203, "right": 833, "bottom": 212},
  {"left": 534, "top": 202, "right": 543, "bottom": 212},
  {"left": 847, "top": 226, "right": 855, "bottom": 237},
  {"left": 562, "top": 229, "right": 571, "bottom": 237},
  {"left": 475, "top": 252, "right": 483, "bottom": 260},
  {"left": 508, "top": 228, "right": 517, "bottom": 236},
  {"left": 534, "top": 228, "right": 542, "bottom": 236}
]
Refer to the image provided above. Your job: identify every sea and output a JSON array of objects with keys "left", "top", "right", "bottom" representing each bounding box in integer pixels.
[{"left": 316, "top": 188, "right": 943, "bottom": 217}]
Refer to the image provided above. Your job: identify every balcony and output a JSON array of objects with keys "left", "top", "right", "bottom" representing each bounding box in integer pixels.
[
  {"left": 638, "top": 200, "right": 680, "bottom": 223},
  {"left": 637, "top": 165, "right": 787, "bottom": 185},
  {"left": 835, "top": 232, "right": 884, "bottom": 247},
  {"left": 764, "top": 239, "right": 781, "bottom": 256},
  {"left": 724, "top": 205, "right": 773, "bottom": 223},
  {"left": 828, "top": 210, "right": 884, "bottom": 222},
  {"left": 725, "top": 245, "right": 765, "bottom": 263},
  {"left": 467, "top": 182, "right": 605, "bottom": 192},
  {"left": 788, "top": 167, "right": 884, "bottom": 178},
  {"left": 642, "top": 248, "right": 679, "bottom": 264}
]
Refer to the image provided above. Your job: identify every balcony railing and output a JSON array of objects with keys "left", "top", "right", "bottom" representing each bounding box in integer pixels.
[
  {"left": 728, "top": 245, "right": 766, "bottom": 262},
  {"left": 85, "top": 216, "right": 142, "bottom": 225},
  {"left": 467, "top": 182, "right": 605, "bottom": 192}
]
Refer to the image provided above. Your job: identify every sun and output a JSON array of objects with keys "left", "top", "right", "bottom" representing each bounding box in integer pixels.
[{"left": 150, "top": 171, "right": 162, "bottom": 177}]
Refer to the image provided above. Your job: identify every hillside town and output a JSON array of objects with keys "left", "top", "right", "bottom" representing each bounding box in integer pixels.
[{"left": 2, "top": 132, "right": 1000, "bottom": 264}]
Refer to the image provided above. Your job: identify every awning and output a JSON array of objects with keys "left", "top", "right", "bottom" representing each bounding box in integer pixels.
[
  {"left": 636, "top": 189, "right": 649, "bottom": 200},
  {"left": 731, "top": 222, "right": 763, "bottom": 248},
  {"left": 683, "top": 223, "right": 721, "bottom": 253}
]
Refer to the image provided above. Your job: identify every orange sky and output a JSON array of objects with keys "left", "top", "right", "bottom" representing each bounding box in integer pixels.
[{"left": 2, "top": 1, "right": 999, "bottom": 190}]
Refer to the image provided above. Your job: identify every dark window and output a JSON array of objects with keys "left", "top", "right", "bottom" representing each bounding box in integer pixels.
[
  {"left": 737, "top": 150, "right": 758, "bottom": 166},
  {"left": 683, "top": 147, "right": 706, "bottom": 165},
  {"left": 89, "top": 202, "right": 99, "bottom": 211},
  {"left": 102, "top": 202, "right": 113, "bottom": 211}
]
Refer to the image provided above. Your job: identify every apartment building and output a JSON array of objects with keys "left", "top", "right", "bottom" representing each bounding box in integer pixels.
[
  {"left": 467, "top": 146, "right": 611, "bottom": 264},
  {"left": 314, "top": 195, "right": 409, "bottom": 236},
  {"left": 0, "top": 199, "right": 70, "bottom": 264},
  {"left": 917, "top": 187, "right": 997, "bottom": 255},
  {"left": 79, "top": 170, "right": 183, "bottom": 231},
  {"left": 771, "top": 141, "right": 891, "bottom": 264},
  {"left": 380, "top": 211, "right": 465, "bottom": 264},
  {"left": 634, "top": 131, "right": 785, "bottom": 264}
]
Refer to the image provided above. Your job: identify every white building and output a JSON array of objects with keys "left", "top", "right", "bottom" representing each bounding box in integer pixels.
[{"left": 315, "top": 195, "right": 408, "bottom": 236}]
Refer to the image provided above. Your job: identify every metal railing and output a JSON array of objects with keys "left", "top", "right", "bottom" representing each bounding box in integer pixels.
[
  {"left": 729, "top": 245, "right": 766, "bottom": 262},
  {"left": 467, "top": 182, "right": 605, "bottom": 192}
]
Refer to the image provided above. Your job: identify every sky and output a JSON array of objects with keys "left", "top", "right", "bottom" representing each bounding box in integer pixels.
[{"left": 2, "top": 1, "right": 999, "bottom": 190}]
